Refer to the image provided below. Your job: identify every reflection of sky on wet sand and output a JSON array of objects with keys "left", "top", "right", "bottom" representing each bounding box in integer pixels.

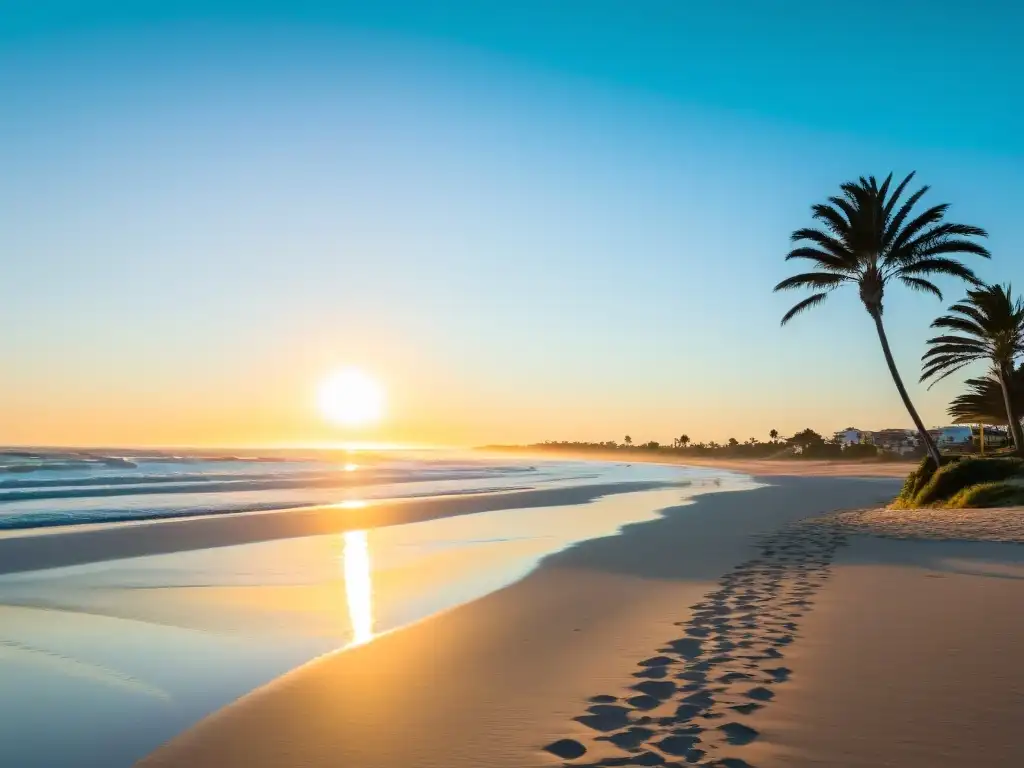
[{"left": 0, "top": 476, "right": 756, "bottom": 767}]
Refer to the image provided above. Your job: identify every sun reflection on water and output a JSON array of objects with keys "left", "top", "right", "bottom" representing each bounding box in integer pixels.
[{"left": 342, "top": 530, "right": 374, "bottom": 646}]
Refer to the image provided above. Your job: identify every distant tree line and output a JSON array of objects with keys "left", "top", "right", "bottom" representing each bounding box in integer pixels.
[{"left": 482, "top": 428, "right": 914, "bottom": 460}]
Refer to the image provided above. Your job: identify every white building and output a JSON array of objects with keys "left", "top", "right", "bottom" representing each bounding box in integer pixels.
[{"left": 834, "top": 428, "right": 872, "bottom": 446}]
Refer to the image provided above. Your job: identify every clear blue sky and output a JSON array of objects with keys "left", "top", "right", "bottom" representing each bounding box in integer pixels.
[{"left": 2, "top": 1, "right": 1023, "bottom": 446}]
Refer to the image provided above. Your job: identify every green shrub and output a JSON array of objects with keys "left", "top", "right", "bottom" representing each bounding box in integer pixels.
[
  {"left": 947, "top": 480, "right": 1024, "bottom": 508},
  {"left": 801, "top": 442, "right": 843, "bottom": 459},
  {"left": 894, "top": 455, "right": 958, "bottom": 507},
  {"left": 841, "top": 443, "right": 878, "bottom": 459},
  {"left": 913, "top": 457, "right": 1024, "bottom": 507}
]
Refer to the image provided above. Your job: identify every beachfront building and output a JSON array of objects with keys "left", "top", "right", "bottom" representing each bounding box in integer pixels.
[
  {"left": 834, "top": 427, "right": 873, "bottom": 446},
  {"left": 871, "top": 428, "right": 919, "bottom": 455},
  {"left": 929, "top": 426, "right": 974, "bottom": 447},
  {"left": 972, "top": 426, "right": 1010, "bottom": 449}
]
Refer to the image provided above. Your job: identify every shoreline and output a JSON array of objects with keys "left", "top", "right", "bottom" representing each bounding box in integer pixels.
[
  {"left": 0, "top": 452, "right": 912, "bottom": 576},
  {"left": 138, "top": 476, "right": 900, "bottom": 767},
  {"left": 0, "top": 479, "right": 673, "bottom": 575},
  {"left": 0, "top": 468, "right": 760, "bottom": 768}
]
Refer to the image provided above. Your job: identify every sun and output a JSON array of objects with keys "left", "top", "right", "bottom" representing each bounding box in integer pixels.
[{"left": 318, "top": 368, "right": 385, "bottom": 427}]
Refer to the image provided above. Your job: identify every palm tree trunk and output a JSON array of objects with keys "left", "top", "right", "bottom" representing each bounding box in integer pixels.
[
  {"left": 996, "top": 369, "right": 1024, "bottom": 455},
  {"left": 870, "top": 310, "right": 942, "bottom": 467}
]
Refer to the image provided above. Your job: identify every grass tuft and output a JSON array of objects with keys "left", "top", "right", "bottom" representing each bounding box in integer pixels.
[{"left": 947, "top": 480, "right": 1024, "bottom": 508}]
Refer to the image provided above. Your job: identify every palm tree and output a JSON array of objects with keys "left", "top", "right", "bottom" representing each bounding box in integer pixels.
[
  {"left": 769, "top": 429, "right": 779, "bottom": 442},
  {"left": 679, "top": 434, "right": 690, "bottom": 448},
  {"left": 922, "top": 284, "right": 1024, "bottom": 453},
  {"left": 623, "top": 435, "right": 632, "bottom": 447},
  {"left": 948, "top": 365, "right": 1024, "bottom": 425},
  {"left": 774, "top": 172, "right": 990, "bottom": 466}
]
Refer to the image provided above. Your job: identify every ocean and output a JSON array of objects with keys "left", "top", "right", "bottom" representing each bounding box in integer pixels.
[
  {"left": 0, "top": 448, "right": 755, "bottom": 767},
  {"left": 0, "top": 447, "right": 670, "bottom": 529}
]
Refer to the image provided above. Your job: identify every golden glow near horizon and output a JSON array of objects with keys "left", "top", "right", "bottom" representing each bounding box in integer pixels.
[
  {"left": 336, "top": 499, "right": 368, "bottom": 509},
  {"left": 343, "top": 529, "right": 374, "bottom": 646},
  {"left": 318, "top": 368, "right": 385, "bottom": 427}
]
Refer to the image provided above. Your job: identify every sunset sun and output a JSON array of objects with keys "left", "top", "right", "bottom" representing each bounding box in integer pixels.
[{"left": 318, "top": 368, "right": 385, "bottom": 427}]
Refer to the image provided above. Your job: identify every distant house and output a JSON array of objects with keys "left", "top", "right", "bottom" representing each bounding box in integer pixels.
[
  {"left": 929, "top": 426, "right": 974, "bottom": 446},
  {"left": 871, "top": 429, "right": 919, "bottom": 455},
  {"left": 834, "top": 427, "right": 872, "bottom": 446},
  {"left": 835, "top": 428, "right": 876, "bottom": 444},
  {"left": 972, "top": 426, "right": 1009, "bottom": 448}
]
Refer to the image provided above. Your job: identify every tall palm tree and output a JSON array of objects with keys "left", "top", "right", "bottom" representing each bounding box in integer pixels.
[
  {"left": 922, "top": 284, "right": 1024, "bottom": 453},
  {"left": 774, "top": 172, "right": 990, "bottom": 466},
  {"left": 948, "top": 365, "right": 1024, "bottom": 425},
  {"left": 679, "top": 434, "right": 690, "bottom": 448},
  {"left": 769, "top": 429, "right": 779, "bottom": 442}
]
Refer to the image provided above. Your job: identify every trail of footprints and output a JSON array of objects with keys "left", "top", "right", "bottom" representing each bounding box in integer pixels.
[{"left": 545, "top": 522, "right": 847, "bottom": 768}]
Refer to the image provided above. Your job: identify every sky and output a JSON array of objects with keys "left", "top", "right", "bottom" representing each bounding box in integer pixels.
[{"left": 1, "top": 1, "right": 1023, "bottom": 448}]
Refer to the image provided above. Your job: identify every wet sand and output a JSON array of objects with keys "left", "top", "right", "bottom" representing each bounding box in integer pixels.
[
  {"left": 138, "top": 477, "right": 898, "bottom": 767},
  {"left": 0, "top": 481, "right": 667, "bottom": 575}
]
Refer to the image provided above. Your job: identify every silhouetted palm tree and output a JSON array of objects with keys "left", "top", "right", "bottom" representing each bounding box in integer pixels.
[
  {"left": 679, "top": 434, "right": 690, "bottom": 448},
  {"left": 922, "top": 284, "right": 1024, "bottom": 452},
  {"left": 769, "top": 429, "right": 779, "bottom": 442},
  {"left": 774, "top": 172, "right": 990, "bottom": 466},
  {"left": 949, "top": 365, "right": 1024, "bottom": 425},
  {"left": 623, "top": 435, "right": 632, "bottom": 446}
]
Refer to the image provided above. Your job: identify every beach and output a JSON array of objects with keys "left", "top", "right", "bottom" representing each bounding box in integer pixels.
[
  {"left": 141, "top": 470, "right": 1024, "bottom": 768},
  {"left": 0, "top": 453, "right": 754, "bottom": 767},
  {"left": 6, "top": 453, "right": 1023, "bottom": 768},
  {"left": 11, "top": 6, "right": 1018, "bottom": 768},
  {"left": 138, "top": 475, "right": 903, "bottom": 768}
]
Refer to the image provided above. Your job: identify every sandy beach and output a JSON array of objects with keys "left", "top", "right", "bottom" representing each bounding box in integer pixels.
[
  {"left": 138, "top": 476, "right": 903, "bottom": 768},
  {"left": 138, "top": 472, "right": 1024, "bottom": 768},
  {"left": 8, "top": 459, "right": 1019, "bottom": 768}
]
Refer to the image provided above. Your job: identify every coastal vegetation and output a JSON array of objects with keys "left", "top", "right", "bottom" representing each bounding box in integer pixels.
[
  {"left": 483, "top": 429, "right": 902, "bottom": 461},
  {"left": 948, "top": 365, "right": 1024, "bottom": 425},
  {"left": 772, "top": 172, "right": 1024, "bottom": 508},
  {"left": 773, "top": 172, "right": 990, "bottom": 467},
  {"left": 894, "top": 455, "right": 1024, "bottom": 508},
  {"left": 921, "top": 283, "right": 1024, "bottom": 454},
  {"left": 495, "top": 173, "right": 1024, "bottom": 509}
]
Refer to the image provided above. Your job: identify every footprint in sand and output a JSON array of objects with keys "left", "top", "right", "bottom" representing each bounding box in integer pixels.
[{"left": 551, "top": 521, "right": 846, "bottom": 766}]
